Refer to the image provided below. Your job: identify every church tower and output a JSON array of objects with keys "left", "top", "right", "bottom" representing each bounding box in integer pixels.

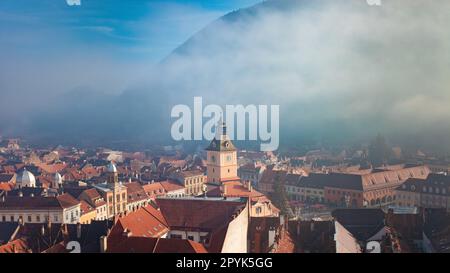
[
  {"left": 106, "top": 161, "right": 119, "bottom": 185},
  {"left": 206, "top": 122, "right": 238, "bottom": 185}
]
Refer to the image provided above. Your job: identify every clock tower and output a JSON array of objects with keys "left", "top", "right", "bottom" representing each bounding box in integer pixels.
[{"left": 206, "top": 122, "right": 238, "bottom": 185}]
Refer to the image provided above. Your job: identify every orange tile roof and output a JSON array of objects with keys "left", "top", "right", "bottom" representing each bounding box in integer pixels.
[
  {"left": 160, "top": 180, "right": 184, "bottom": 192},
  {"left": 80, "top": 200, "right": 95, "bottom": 214},
  {"left": 0, "top": 182, "right": 13, "bottom": 192},
  {"left": 109, "top": 205, "right": 169, "bottom": 240},
  {"left": 36, "top": 162, "right": 67, "bottom": 174},
  {"left": 142, "top": 183, "right": 167, "bottom": 198},
  {"left": 56, "top": 193, "right": 80, "bottom": 209}
]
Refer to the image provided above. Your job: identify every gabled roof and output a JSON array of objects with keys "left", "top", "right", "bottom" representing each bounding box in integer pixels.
[
  {"left": 124, "top": 182, "right": 148, "bottom": 202},
  {"left": 108, "top": 205, "right": 169, "bottom": 242},
  {"left": 56, "top": 193, "right": 80, "bottom": 209},
  {"left": 159, "top": 180, "right": 184, "bottom": 192},
  {"left": 155, "top": 198, "right": 246, "bottom": 232},
  {"left": 332, "top": 209, "right": 385, "bottom": 242}
]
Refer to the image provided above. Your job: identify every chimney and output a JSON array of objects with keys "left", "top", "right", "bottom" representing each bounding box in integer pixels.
[
  {"left": 76, "top": 223, "right": 82, "bottom": 239},
  {"left": 221, "top": 184, "right": 227, "bottom": 196},
  {"left": 122, "top": 228, "right": 132, "bottom": 238},
  {"left": 100, "top": 236, "right": 107, "bottom": 253}
]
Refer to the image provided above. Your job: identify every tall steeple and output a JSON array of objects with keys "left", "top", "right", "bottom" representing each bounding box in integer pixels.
[
  {"left": 106, "top": 161, "right": 119, "bottom": 185},
  {"left": 206, "top": 121, "right": 238, "bottom": 185}
]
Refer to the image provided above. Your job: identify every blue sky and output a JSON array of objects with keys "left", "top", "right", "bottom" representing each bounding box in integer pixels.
[{"left": 0, "top": 0, "right": 261, "bottom": 62}]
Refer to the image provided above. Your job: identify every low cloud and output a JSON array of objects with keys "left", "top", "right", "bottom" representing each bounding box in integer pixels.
[{"left": 1, "top": 0, "right": 450, "bottom": 152}]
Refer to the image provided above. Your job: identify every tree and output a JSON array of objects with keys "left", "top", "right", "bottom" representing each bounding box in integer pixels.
[{"left": 271, "top": 173, "right": 291, "bottom": 217}]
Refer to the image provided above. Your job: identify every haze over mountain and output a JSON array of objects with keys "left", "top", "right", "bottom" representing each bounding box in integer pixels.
[{"left": 3, "top": 0, "right": 450, "bottom": 152}]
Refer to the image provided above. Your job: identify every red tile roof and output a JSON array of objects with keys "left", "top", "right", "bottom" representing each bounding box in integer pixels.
[
  {"left": 80, "top": 200, "right": 95, "bottom": 215},
  {"left": 155, "top": 198, "right": 246, "bottom": 231},
  {"left": 0, "top": 238, "right": 31, "bottom": 253},
  {"left": 142, "top": 183, "right": 166, "bottom": 198},
  {"left": 106, "top": 237, "right": 207, "bottom": 253},
  {"left": 159, "top": 180, "right": 184, "bottom": 192},
  {"left": 56, "top": 193, "right": 80, "bottom": 209},
  {"left": 109, "top": 205, "right": 169, "bottom": 240}
]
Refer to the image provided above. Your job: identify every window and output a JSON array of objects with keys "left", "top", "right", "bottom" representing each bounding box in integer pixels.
[
  {"left": 1, "top": 216, "right": 5, "bottom": 222},
  {"left": 36, "top": 215, "right": 41, "bottom": 222},
  {"left": 171, "top": 234, "right": 182, "bottom": 239},
  {"left": 27, "top": 215, "right": 32, "bottom": 222},
  {"left": 10, "top": 216, "right": 14, "bottom": 222},
  {"left": 54, "top": 215, "right": 58, "bottom": 222},
  {"left": 188, "top": 236, "right": 194, "bottom": 241}
]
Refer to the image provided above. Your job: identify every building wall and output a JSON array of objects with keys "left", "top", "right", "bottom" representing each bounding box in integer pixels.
[
  {"left": 168, "top": 230, "right": 209, "bottom": 243},
  {"left": 395, "top": 190, "right": 420, "bottom": 208},
  {"left": 95, "top": 204, "right": 108, "bottom": 220},
  {"left": 395, "top": 190, "right": 450, "bottom": 212},
  {"left": 62, "top": 205, "right": 81, "bottom": 224},
  {"left": 126, "top": 199, "right": 149, "bottom": 212},
  {"left": 285, "top": 185, "right": 324, "bottom": 203},
  {"left": 207, "top": 150, "right": 238, "bottom": 184},
  {"left": 182, "top": 175, "right": 206, "bottom": 196},
  {"left": 79, "top": 210, "right": 96, "bottom": 224},
  {"left": 363, "top": 187, "right": 397, "bottom": 208},
  {"left": 101, "top": 187, "right": 127, "bottom": 218},
  {"left": 221, "top": 202, "right": 249, "bottom": 253},
  {"left": 0, "top": 209, "right": 63, "bottom": 223},
  {"left": 250, "top": 201, "right": 278, "bottom": 217},
  {"left": 325, "top": 187, "right": 363, "bottom": 208}
]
